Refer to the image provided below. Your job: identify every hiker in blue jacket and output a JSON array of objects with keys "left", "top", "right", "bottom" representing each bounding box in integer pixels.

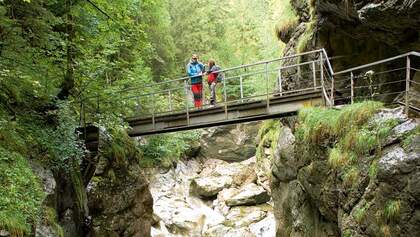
[{"left": 186, "top": 54, "right": 205, "bottom": 108}]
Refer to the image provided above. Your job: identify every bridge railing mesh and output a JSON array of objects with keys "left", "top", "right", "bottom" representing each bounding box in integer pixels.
[{"left": 79, "top": 49, "right": 334, "bottom": 125}]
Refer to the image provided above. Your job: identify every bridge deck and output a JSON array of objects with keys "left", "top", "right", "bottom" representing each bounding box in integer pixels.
[{"left": 127, "top": 90, "right": 324, "bottom": 136}]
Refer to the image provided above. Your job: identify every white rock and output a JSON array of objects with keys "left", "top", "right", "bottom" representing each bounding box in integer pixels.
[
  {"left": 249, "top": 213, "right": 276, "bottom": 237},
  {"left": 225, "top": 183, "right": 270, "bottom": 206},
  {"left": 225, "top": 206, "right": 267, "bottom": 227}
]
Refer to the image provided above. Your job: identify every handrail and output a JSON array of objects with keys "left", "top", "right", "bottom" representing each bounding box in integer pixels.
[
  {"left": 334, "top": 51, "right": 420, "bottom": 75},
  {"left": 81, "top": 49, "right": 324, "bottom": 101},
  {"left": 321, "top": 48, "right": 334, "bottom": 77}
]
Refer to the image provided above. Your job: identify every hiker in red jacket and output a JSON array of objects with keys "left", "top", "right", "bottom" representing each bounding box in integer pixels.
[{"left": 206, "top": 59, "right": 222, "bottom": 105}]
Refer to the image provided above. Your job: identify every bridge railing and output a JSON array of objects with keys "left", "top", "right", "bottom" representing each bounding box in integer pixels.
[
  {"left": 79, "top": 49, "right": 334, "bottom": 126},
  {"left": 333, "top": 51, "right": 420, "bottom": 114}
]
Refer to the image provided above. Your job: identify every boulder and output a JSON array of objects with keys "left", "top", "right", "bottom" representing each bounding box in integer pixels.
[
  {"left": 203, "top": 225, "right": 255, "bottom": 237},
  {"left": 225, "top": 206, "right": 269, "bottom": 227},
  {"left": 200, "top": 122, "right": 261, "bottom": 161},
  {"left": 225, "top": 183, "right": 270, "bottom": 206},
  {"left": 192, "top": 176, "right": 233, "bottom": 197},
  {"left": 249, "top": 213, "right": 276, "bottom": 237}
]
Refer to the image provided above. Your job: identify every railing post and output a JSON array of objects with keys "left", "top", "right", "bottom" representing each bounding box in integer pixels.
[
  {"left": 278, "top": 68, "right": 283, "bottom": 96},
  {"left": 96, "top": 93, "right": 100, "bottom": 113},
  {"left": 265, "top": 62, "right": 269, "bottom": 111},
  {"left": 151, "top": 93, "right": 156, "bottom": 129},
  {"left": 350, "top": 72, "right": 354, "bottom": 104},
  {"left": 223, "top": 75, "right": 228, "bottom": 119},
  {"left": 330, "top": 73, "right": 334, "bottom": 107},
  {"left": 184, "top": 80, "right": 190, "bottom": 125},
  {"left": 239, "top": 76, "right": 244, "bottom": 102},
  {"left": 136, "top": 96, "right": 141, "bottom": 115},
  {"left": 406, "top": 56, "right": 410, "bottom": 115},
  {"left": 312, "top": 61, "right": 316, "bottom": 90},
  {"left": 168, "top": 89, "right": 173, "bottom": 112},
  {"left": 202, "top": 79, "right": 205, "bottom": 107},
  {"left": 320, "top": 53, "right": 325, "bottom": 104}
]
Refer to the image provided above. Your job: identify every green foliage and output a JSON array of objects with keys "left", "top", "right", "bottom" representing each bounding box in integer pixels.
[
  {"left": 139, "top": 131, "right": 201, "bottom": 168},
  {"left": 343, "top": 167, "right": 359, "bottom": 187},
  {"left": 256, "top": 120, "right": 281, "bottom": 162},
  {"left": 402, "top": 125, "right": 420, "bottom": 150},
  {"left": 368, "top": 160, "right": 378, "bottom": 179},
  {"left": 0, "top": 148, "right": 45, "bottom": 236},
  {"left": 384, "top": 200, "right": 401, "bottom": 222},
  {"left": 275, "top": 0, "right": 298, "bottom": 40},
  {"left": 328, "top": 147, "right": 353, "bottom": 168},
  {"left": 296, "top": 102, "right": 404, "bottom": 189},
  {"left": 354, "top": 202, "right": 370, "bottom": 223},
  {"left": 297, "top": 101, "right": 383, "bottom": 145},
  {"left": 343, "top": 229, "right": 352, "bottom": 237},
  {"left": 102, "top": 128, "right": 141, "bottom": 165},
  {"left": 42, "top": 207, "right": 64, "bottom": 237}
]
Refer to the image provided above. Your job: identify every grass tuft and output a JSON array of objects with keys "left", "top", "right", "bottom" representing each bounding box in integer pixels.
[
  {"left": 354, "top": 202, "right": 370, "bottom": 223},
  {"left": 343, "top": 167, "right": 359, "bottom": 187},
  {"left": 328, "top": 147, "right": 348, "bottom": 168},
  {"left": 384, "top": 200, "right": 401, "bottom": 222}
]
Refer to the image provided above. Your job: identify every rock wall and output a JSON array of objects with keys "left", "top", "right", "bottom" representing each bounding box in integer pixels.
[
  {"left": 270, "top": 106, "right": 420, "bottom": 237},
  {"left": 281, "top": 0, "right": 420, "bottom": 67},
  {"left": 87, "top": 134, "right": 153, "bottom": 237}
]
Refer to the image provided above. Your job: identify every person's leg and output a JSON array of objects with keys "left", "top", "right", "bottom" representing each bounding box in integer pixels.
[
  {"left": 210, "top": 82, "right": 216, "bottom": 105},
  {"left": 192, "top": 83, "right": 203, "bottom": 108},
  {"left": 197, "top": 83, "right": 203, "bottom": 107}
]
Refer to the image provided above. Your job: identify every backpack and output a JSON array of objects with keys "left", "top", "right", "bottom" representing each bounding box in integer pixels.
[{"left": 212, "top": 65, "right": 224, "bottom": 82}]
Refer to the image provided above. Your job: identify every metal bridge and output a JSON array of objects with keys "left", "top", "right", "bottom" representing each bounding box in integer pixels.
[{"left": 80, "top": 49, "right": 419, "bottom": 136}]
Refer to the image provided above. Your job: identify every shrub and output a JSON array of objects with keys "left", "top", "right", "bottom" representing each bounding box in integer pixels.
[
  {"left": 138, "top": 130, "right": 201, "bottom": 168},
  {"left": 0, "top": 148, "right": 45, "bottom": 236}
]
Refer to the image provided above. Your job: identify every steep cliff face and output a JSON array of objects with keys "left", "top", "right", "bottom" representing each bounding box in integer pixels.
[
  {"left": 270, "top": 104, "right": 420, "bottom": 237},
  {"left": 280, "top": 0, "right": 420, "bottom": 69},
  {"left": 87, "top": 131, "right": 153, "bottom": 237}
]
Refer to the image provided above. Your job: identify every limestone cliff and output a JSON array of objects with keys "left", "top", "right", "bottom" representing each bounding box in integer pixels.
[{"left": 270, "top": 104, "right": 420, "bottom": 237}]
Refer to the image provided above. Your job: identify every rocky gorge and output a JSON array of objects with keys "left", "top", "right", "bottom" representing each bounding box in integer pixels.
[{"left": 146, "top": 123, "right": 276, "bottom": 237}]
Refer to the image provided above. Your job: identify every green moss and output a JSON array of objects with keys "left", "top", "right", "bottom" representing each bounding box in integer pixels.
[
  {"left": 69, "top": 162, "right": 88, "bottom": 217},
  {"left": 296, "top": 19, "right": 317, "bottom": 54},
  {"left": 256, "top": 120, "right": 281, "bottom": 162},
  {"left": 102, "top": 128, "right": 141, "bottom": 165},
  {"left": 0, "top": 147, "right": 45, "bottom": 236}
]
